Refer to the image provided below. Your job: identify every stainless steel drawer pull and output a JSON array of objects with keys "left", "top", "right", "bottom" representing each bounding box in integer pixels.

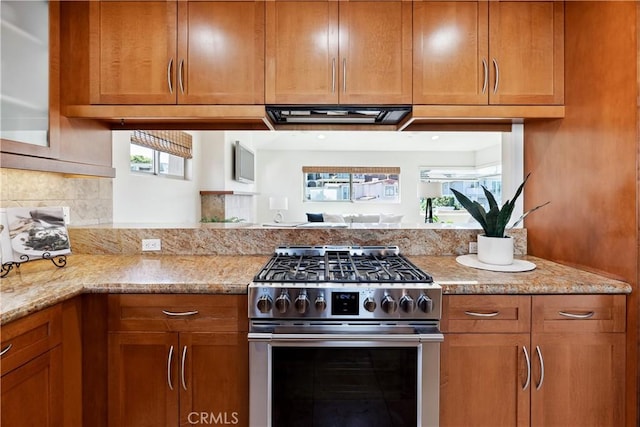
[
  {"left": 464, "top": 310, "right": 500, "bottom": 317},
  {"left": 178, "top": 59, "right": 185, "bottom": 94},
  {"left": 481, "top": 58, "right": 488, "bottom": 94},
  {"left": 331, "top": 58, "right": 336, "bottom": 94},
  {"left": 535, "top": 345, "right": 544, "bottom": 390},
  {"left": 162, "top": 310, "right": 199, "bottom": 317},
  {"left": 167, "top": 345, "right": 174, "bottom": 391},
  {"left": 0, "top": 343, "right": 12, "bottom": 357},
  {"left": 522, "top": 346, "right": 531, "bottom": 391},
  {"left": 181, "top": 345, "right": 188, "bottom": 391},
  {"left": 342, "top": 58, "right": 347, "bottom": 93},
  {"left": 492, "top": 58, "right": 499, "bottom": 94},
  {"left": 558, "top": 310, "right": 595, "bottom": 319},
  {"left": 167, "top": 58, "right": 174, "bottom": 94}
]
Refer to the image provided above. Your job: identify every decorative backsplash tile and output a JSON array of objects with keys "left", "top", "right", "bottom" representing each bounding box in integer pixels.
[{"left": 0, "top": 168, "right": 113, "bottom": 226}]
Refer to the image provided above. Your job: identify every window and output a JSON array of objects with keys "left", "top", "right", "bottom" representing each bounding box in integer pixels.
[
  {"left": 303, "top": 167, "right": 400, "bottom": 203},
  {"left": 419, "top": 165, "right": 502, "bottom": 213},
  {"left": 130, "top": 130, "right": 191, "bottom": 179}
]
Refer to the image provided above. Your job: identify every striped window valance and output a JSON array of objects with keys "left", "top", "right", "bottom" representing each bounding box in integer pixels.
[
  {"left": 131, "top": 130, "right": 193, "bottom": 159},
  {"left": 302, "top": 166, "right": 400, "bottom": 174}
]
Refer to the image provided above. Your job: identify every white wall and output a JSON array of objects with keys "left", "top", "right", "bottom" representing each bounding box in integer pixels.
[
  {"left": 112, "top": 130, "right": 202, "bottom": 223},
  {"left": 255, "top": 149, "right": 485, "bottom": 224}
]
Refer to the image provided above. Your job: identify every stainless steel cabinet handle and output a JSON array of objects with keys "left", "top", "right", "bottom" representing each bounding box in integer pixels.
[
  {"left": 167, "top": 58, "right": 174, "bottom": 94},
  {"left": 167, "top": 345, "right": 174, "bottom": 390},
  {"left": 181, "top": 345, "right": 188, "bottom": 391},
  {"left": 522, "top": 346, "right": 531, "bottom": 391},
  {"left": 481, "top": 58, "right": 488, "bottom": 94},
  {"left": 464, "top": 310, "right": 500, "bottom": 317},
  {"left": 331, "top": 58, "right": 336, "bottom": 94},
  {"left": 178, "top": 59, "right": 185, "bottom": 94},
  {"left": 0, "top": 343, "right": 12, "bottom": 357},
  {"left": 162, "top": 310, "right": 199, "bottom": 317},
  {"left": 558, "top": 310, "right": 595, "bottom": 319},
  {"left": 342, "top": 58, "right": 347, "bottom": 93},
  {"left": 535, "top": 345, "right": 544, "bottom": 390},
  {"left": 492, "top": 58, "right": 499, "bottom": 94}
]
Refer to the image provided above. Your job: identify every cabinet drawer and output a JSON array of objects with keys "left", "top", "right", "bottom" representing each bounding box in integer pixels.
[
  {"left": 0, "top": 304, "right": 62, "bottom": 376},
  {"left": 532, "top": 294, "right": 626, "bottom": 333},
  {"left": 108, "top": 294, "right": 247, "bottom": 333},
  {"left": 441, "top": 295, "right": 531, "bottom": 333}
]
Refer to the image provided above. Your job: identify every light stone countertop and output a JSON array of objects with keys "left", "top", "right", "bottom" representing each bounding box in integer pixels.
[{"left": 0, "top": 254, "right": 631, "bottom": 325}]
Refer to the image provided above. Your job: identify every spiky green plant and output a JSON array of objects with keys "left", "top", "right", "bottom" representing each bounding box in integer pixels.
[{"left": 451, "top": 173, "right": 549, "bottom": 238}]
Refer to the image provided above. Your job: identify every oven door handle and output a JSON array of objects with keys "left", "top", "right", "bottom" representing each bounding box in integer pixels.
[{"left": 248, "top": 332, "right": 444, "bottom": 343}]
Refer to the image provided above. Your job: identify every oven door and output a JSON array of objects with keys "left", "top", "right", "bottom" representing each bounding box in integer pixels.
[{"left": 248, "top": 324, "right": 443, "bottom": 427}]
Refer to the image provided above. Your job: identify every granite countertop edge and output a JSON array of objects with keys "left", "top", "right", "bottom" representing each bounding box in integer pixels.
[{"left": 0, "top": 254, "right": 632, "bottom": 325}]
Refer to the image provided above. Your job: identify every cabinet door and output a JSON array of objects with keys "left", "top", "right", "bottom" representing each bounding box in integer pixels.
[
  {"left": 108, "top": 333, "right": 179, "bottom": 427},
  {"left": 339, "top": 1, "right": 412, "bottom": 104},
  {"left": 265, "top": 1, "right": 339, "bottom": 104},
  {"left": 440, "top": 334, "right": 530, "bottom": 427},
  {"left": 90, "top": 1, "right": 177, "bottom": 104},
  {"left": 488, "top": 1, "right": 564, "bottom": 105},
  {"left": 413, "top": 1, "right": 488, "bottom": 105},
  {"left": 179, "top": 333, "right": 248, "bottom": 427},
  {"left": 530, "top": 333, "right": 625, "bottom": 427},
  {"left": 178, "top": 2, "right": 264, "bottom": 105},
  {"left": 1, "top": 347, "right": 62, "bottom": 427}
]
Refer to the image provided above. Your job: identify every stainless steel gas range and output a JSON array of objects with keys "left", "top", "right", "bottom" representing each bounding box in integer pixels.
[{"left": 248, "top": 245, "right": 443, "bottom": 427}]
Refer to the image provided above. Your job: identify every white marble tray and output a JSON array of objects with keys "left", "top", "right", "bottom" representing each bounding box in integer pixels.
[{"left": 456, "top": 254, "right": 536, "bottom": 272}]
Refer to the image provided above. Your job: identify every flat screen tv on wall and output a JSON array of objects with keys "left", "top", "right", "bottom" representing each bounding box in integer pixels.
[{"left": 234, "top": 141, "right": 255, "bottom": 183}]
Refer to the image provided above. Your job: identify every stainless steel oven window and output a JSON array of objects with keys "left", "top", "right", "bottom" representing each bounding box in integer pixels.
[{"left": 249, "top": 337, "right": 441, "bottom": 427}]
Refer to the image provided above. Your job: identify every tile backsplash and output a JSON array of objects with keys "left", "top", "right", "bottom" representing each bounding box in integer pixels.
[{"left": 0, "top": 168, "right": 113, "bottom": 225}]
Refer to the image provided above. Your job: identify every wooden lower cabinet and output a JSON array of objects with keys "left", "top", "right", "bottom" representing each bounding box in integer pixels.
[
  {"left": 440, "top": 294, "right": 626, "bottom": 427},
  {"left": 107, "top": 294, "right": 248, "bottom": 427},
  {"left": 1, "top": 347, "right": 63, "bottom": 427},
  {"left": 0, "top": 304, "right": 64, "bottom": 427}
]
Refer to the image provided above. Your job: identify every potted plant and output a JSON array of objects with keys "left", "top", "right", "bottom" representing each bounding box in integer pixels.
[{"left": 451, "top": 173, "right": 549, "bottom": 265}]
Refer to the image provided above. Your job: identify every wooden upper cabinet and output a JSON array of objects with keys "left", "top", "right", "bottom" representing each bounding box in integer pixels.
[
  {"left": 489, "top": 1, "right": 564, "bottom": 105},
  {"left": 413, "top": 1, "right": 563, "bottom": 106},
  {"left": 178, "top": 1, "right": 264, "bottom": 104},
  {"left": 90, "top": 1, "right": 265, "bottom": 105},
  {"left": 338, "top": 1, "right": 412, "bottom": 104},
  {"left": 413, "top": 1, "right": 488, "bottom": 105},
  {"left": 265, "top": 1, "right": 339, "bottom": 104},
  {"left": 266, "top": 0, "right": 412, "bottom": 105},
  {"left": 90, "top": 1, "right": 178, "bottom": 104}
]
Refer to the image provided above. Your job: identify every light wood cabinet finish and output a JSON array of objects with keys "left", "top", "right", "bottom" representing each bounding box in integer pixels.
[
  {"left": 107, "top": 295, "right": 248, "bottom": 427},
  {"left": 265, "top": 0, "right": 412, "bottom": 105},
  {"left": 441, "top": 294, "right": 626, "bottom": 427},
  {"left": 413, "top": 1, "right": 563, "bottom": 106},
  {"left": 91, "top": 1, "right": 264, "bottom": 105}
]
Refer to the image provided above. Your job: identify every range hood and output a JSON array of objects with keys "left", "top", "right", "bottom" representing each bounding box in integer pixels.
[{"left": 266, "top": 105, "right": 411, "bottom": 125}]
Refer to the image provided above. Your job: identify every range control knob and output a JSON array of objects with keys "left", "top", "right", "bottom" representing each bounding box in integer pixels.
[
  {"left": 417, "top": 294, "right": 433, "bottom": 313},
  {"left": 381, "top": 295, "right": 398, "bottom": 314},
  {"left": 256, "top": 295, "right": 273, "bottom": 313},
  {"left": 400, "top": 295, "right": 415, "bottom": 313},
  {"left": 315, "top": 295, "right": 327, "bottom": 312},
  {"left": 274, "top": 292, "right": 291, "bottom": 314},
  {"left": 295, "top": 293, "right": 310, "bottom": 314},
  {"left": 363, "top": 296, "right": 377, "bottom": 312}
]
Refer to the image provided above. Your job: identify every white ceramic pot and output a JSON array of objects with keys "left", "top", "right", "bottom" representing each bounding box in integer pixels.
[{"left": 477, "top": 235, "right": 514, "bottom": 265}]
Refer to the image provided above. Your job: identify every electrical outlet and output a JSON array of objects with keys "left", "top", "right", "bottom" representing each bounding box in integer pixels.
[
  {"left": 142, "top": 238, "right": 161, "bottom": 251},
  {"left": 62, "top": 206, "right": 70, "bottom": 225},
  {"left": 469, "top": 241, "right": 478, "bottom": 254}
]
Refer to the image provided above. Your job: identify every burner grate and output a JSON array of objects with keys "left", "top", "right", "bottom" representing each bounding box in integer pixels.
[{"left": 254, "top": 249, "right": 432, "bottom": 283}]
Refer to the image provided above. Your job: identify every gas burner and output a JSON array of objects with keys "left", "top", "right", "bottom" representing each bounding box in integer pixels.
[{"left": 255, "top": 245, "right": 433, "bottom": 284}]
